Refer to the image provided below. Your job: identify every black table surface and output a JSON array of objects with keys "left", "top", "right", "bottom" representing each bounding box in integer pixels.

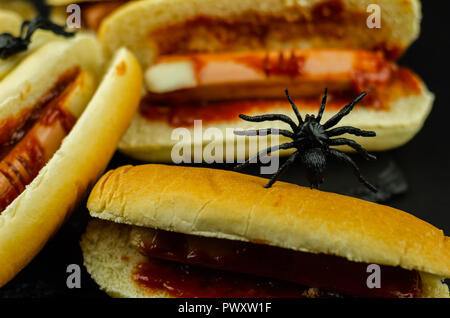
[{"left": 1, "top": 1, "right": 449, "bottom": 298}]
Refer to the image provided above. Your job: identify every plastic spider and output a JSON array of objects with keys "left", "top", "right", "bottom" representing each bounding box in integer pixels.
[
  {"left": 234, "top": 88, "right": 378, "bottom": 191},
  {"left": 0, "top": 16, "right": 74, "bottom": 59}
]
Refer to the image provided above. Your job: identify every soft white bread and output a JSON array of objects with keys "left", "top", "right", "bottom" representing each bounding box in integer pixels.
[
  {"left": 0, "top": 9, "right": 21, "bottom": 34},
  {"left": 0, "top": 48, "right": 143, "bottom": 286},
  {"left": 0, "top": 1, "right": 35, "bottom": 20},
  {"left": 119, "top": 88, "right": 434, "bottom": 162},
  {"left": 81, "top": 220, "right": 156, "bottom": 298},
  {"left": 83, "top": 164, "right": 449, "bottom": 298},
  {"left": 81, "top": 219, "right": 449, "bottom": 298},
  {"left": 99, "top": 0, "right": 421, "bottom": 69},
  {"left": 0, "top": 34, "right": 102, "bottom": 116}
]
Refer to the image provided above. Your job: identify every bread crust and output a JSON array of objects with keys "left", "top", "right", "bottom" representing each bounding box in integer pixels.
[
  {"left": 87, "top": 164, "right": 450, "bottom": 279},
  {"left": 99, "top": 0, "right": 421, "bottom": 68},
  {"left": 0, "top": 47, "right": 143, "bottom": 286}
]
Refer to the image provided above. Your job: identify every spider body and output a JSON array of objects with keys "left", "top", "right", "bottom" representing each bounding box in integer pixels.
[
  {"left": 0, "top": 16, "right": 74, "bottom": 60},
  {"left": 0, "top": 34, "right": 28, "bottom": 59},
  {"left": 234, "top": 88, "right": 377, "bottom": 191}
]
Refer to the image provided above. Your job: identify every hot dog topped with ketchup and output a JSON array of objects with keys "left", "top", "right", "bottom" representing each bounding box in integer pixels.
[
  {"left": 0, "top": 18, "right": 143, "bottom": 286},
  {"left": 96, "top": 0, "right": 433, "bottom": 162}
]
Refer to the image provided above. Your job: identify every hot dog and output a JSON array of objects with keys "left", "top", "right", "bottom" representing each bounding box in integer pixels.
[
  {"left": 81, "top": 164, "right": 450, "bottom": 298},
  {"left": 0, "top": 70, "right": 95, "bottom": 212},
  {"left": 96, "top": 0, "right": 433, "bottom": 162},
  {"left": 144, "top": 49, "right": 396, "bottom": 106},
  {"left": 0, "top": 33, "right": 143, "bottom": 286}
]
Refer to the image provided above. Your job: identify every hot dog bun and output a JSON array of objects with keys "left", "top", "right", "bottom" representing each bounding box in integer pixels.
[
  {"left": 119, "top": 89, "right": 433, "bottom": 162},
  {"left": 0, "top": 46, "right": 143, "bottom": 286},
  {"left": 0, "top": 9, "right": 22, "bottom": 34},
  {"left": 96, "top": 0, "right": 432, "bottom": 161},
  {"left": 0, "top": 1, "right": 36, "bottom": 20},
  {"left": 81, "top": 164, "right": 449, "bottom": 298},
  {"left": 0, "top": 34, "right": 101, "bottom": 109},
  {"left": 100, "top": 0, "right": 421, "bottom": 67}
]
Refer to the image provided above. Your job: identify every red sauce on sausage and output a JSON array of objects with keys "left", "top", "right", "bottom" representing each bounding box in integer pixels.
[
  {"left": 139, "top": 61, "right": 422, "bottom": 127},
  {"left": 132, "top": 230, "right": 421, "bottom": 298},
  {"left": 140, "top": 98, "right": 283, "bottom": 127},
  {"left": 0, "top": 69, "right": 80, "bottom": 213},
  {"left": 0, "top": 68, "right": 80, "bottom": 159},
  {"left": 139, "top": 96, "right": 364, "bottom": 127},
  {"left": 234, "top": 51, "right": 306, "bottom": 78},
  {"left": 0, "top": 136, "right": 45, "bottom": 211},
  {"left": 132, "top": 258, "right": 342, "bottom": 298}
]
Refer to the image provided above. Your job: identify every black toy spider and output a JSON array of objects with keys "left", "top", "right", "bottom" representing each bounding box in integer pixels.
[
  {"left": 234, "top": 88, "right": 378, "bottom": 191},
  {"left": 0, "top": 16, "right": 74, "bottom": 59}
]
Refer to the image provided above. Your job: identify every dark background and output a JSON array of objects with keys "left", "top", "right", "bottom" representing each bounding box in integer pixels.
[{"left": 1, "top": 1, "right": 449, "bottom": 297}]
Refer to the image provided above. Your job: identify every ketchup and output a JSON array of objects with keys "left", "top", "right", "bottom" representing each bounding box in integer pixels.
[
  {"left": 139, "top": 55, "right": 422, "bottom": 127},
  {"left": 139, "top": 95, "right": 373, "bottom": 128},
  {"left": 0, "top": 69, "right": 79, "bottom": 213},
  {"left": 132, "top": 258, "right": 343, "bottom": 298},
  {"left": 0, "top": 68, "right": 80, "bottom": 159},
  {"left": 132, "top": 229, "right": 422, "bottom": 298},
  {"left": 234, "top": 51, "right": 306, "bottom": 78}
]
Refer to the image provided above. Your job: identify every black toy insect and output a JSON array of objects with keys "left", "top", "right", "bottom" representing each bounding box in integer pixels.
[
  {"left": 234, "top": 88, "right": 378, "bottom": 191},
  {"left": 0, "top": 16, "right": 74, "bottom": 59}
]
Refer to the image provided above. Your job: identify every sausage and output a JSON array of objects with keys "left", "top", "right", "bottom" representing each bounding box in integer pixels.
[
  {"left": 144, "top": 49, "right": 393, "bottom": 103},
  {"left": 0, "top": 71, "right": 95, "bottom": 213}
]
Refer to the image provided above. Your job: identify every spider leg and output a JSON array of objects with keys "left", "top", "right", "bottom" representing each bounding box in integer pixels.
[
  {"left": 234, "top": 128, "right": 294, "bottom": 139},
  {"left": 284, "top": 89, "right": 303, "bottom": 125},
  {"left": 20, "top": 21, "right": 30, "bottom": 39},
  {"left": 264, "top": 151, "right": 300, "bottom": 188},
  {"left": 326, "top": 126, "right": 376, "bottom": 138},
  {"left": 238, "top": 114, "right": 298, "bottom": 133},
  {"left": 327, "top": 148, "right": 377, "bottom": 192},
  {"left": 316, "top": 87, "right": 328, "bottom": 123},
  {"left": 328, "top": 138, "right": 376, "bottom": 160},
  {"left": 234, "top": 142, "right": 296, "bottom": 170},
  {"left": 323, "top": 92, "right": 366, "bottom": 129},
  {"left": 25, "top": 16, "right": 74, "bottom": 41}
]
